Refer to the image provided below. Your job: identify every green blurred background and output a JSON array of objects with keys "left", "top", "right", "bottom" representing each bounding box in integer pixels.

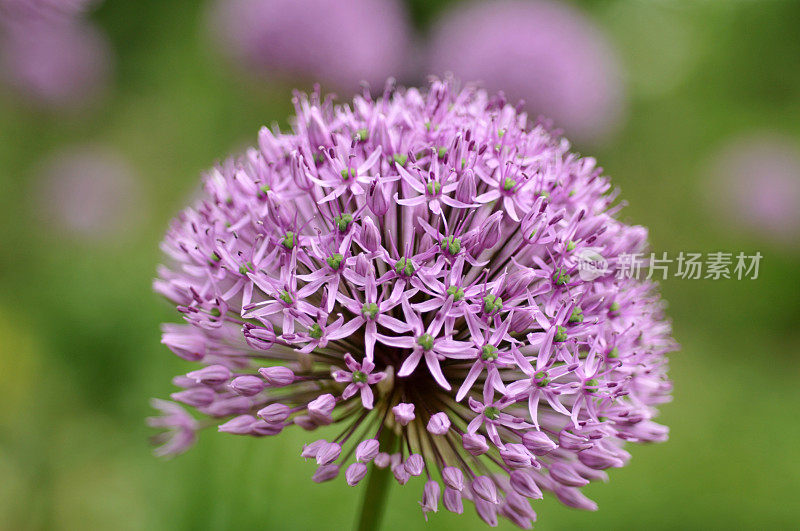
[{"left": 1, "top": 0, "right": 799, "bottom": 529}]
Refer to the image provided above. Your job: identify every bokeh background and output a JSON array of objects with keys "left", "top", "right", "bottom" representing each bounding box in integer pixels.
[{"left": 1, "top": 0, "right": 799, "bottom": 529}]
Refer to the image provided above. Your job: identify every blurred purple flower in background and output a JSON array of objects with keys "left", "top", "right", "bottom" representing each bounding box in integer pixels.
[
  {"left": 0, "top": 0, "right": 111, "bottom": 110},
  {"left": 705, "top": 133, "right": 800, "bottom": 245},
  {"left": 426, "top": 0, "right": 625, "bottom": 145},
  {"left": 209, "top": 0, "right": 412, "bottom": 91},
  {"left": 36, "top": 145, "right": 145, "bottom": 241}
]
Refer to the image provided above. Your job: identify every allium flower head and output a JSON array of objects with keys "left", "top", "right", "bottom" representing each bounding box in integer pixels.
[
  {"left": 427, "top": 0, "right": 625, "bottom": 145},
  {"left": 151, "top": 79, "right": 675, "bottom": 527},
  {"left": 209, "top": 0, "right": 411, "bottom": 91}
]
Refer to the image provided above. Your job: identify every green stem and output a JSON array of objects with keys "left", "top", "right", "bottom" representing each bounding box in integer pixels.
[{"left": 355, "top": 429, "right": 397, "bottom": 531}]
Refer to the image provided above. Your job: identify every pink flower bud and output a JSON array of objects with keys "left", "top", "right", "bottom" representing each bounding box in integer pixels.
[
  {"left": 161, "top": 324, "right": 206, "bottom": 361},
  {"left": 308, "top": 393, "right": 335, "bottom": 424},
  {"left": 204, "top": 396, "right": 251, "bottom": 417},
  {"left": 577, "top": 446, "right": 625, "bottom": 470},
  {"left": 442, "top": 467, "right": 464, "bottom": 491},
  {"left": 404, "top": 454, "right": 424, "bottom": 476},
  {"left": 243, "top": 323, "right": 275, "bottom": 351},
  {"left": 504, "top": 490, "right": 537, "bottom": 520},
  {"left": 229, "top": 375, "right": 265, "bottom": 396},
  {"left": 509, "top": 470, "right": 543, "bottom": 499},
  {"left": 345, "top": 462, "right": 368, "bottom": 486},
  {"left": 426, "top": 412, "right": 450, "bottom": 435},
  {"left": 354, "top": 253, "right": 371, "bottom": 277},
  {"left": 170, "top": 387, "right": 215, "bottom": 407},
  {"left": 392, "top": 403, "right": 415, "bottom": 426},
  {"left": 218, "top": 414, "right": 256, "bottom": 434},
  {"left": 548, "top": 462, "right": 589, "bottom": 487},
  {"left": 250, "top": 420, "right": 283, "bottom": 436},
  {"left": 455, "top": 168, "right": 476, "bottom": 203},
  {"left": 312, "top": 464, "right": 339, "bottom": 483},
  {"left": 472, "top": 476, "right": 499, "bottom": 504},
  {"left": 392, "top": 463, "right": 410, "bottom": 485},
  {"left": 355, "top": 439, "right": 380, "bottom": 463},
  {"left": 500, "top": 443, "right": 533, "bottom": 469},
  {"left": 462, "top": 433, "right": 489, "bottom": 455},
  {"left": 294, "top": 415, "right": 317, "bottom": 430},
  {"left": 475, "top": 211, "right": 503, "bottom": 252},
  {"left": 361, "top": 217, "right": 380, "bottom": 252},
  {"left": 301, "top": 439, "right": 326, "bottom": 459},
  {"left": 315, "top": 442, "right": 342, "bottom": 465},
  {"left": 443, "top": 487, "right": 463, "bottom": 514},
  {"left": 420, "top": 480, "right": 440, "bottom": 520},
  {"left": 257, "top": 403, "right": 291, "bottom": 424},
  {"left": 187, "top": 364, "right": 231, "bottom": 385},
  {"left": 258, "top": 366, "right": 295, "bottom": 387},
  {"left": 374, "top": 452, "right": 391, "bottom": 469},
  {"left": 367, "top": 181, "right": 389, "bottom": 216},
  {"left": 474, "top": 496, "right": 499, "bottom": 526},
  {"left": 553, "top": 486, "right": 598, "bottom": 511},
  {"left": 558, "top": 430, "right": 592, "bottom": 451}
]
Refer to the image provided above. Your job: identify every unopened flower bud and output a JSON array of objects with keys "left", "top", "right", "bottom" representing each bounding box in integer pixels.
[
  {"left": 355, "top": 439, "right": 380, "bottom": 463},
  {"left": 294, "top": 415, "right": 317, "bottom": 430},
  {"left": 392, "top": 403, "right": 415, "bottom": 426},
  {"left": 548, "top": 462, "right": 589, "bottom": 487},
  {"left": 426, "top": 412, "right": 451, "bottom": 435},
  {"left": 312, "top": 464, "right": 339, "bottom": 483},
  {"left": 554, "top": 485, "right": 598, "bottom": 511},
  {"left": 522, "top": 430, "right": 558, "bottom": 455},
  {"left": 455, "top": 168, "right": 476, "bottom": 203},
  {"left": 218, "top": 414, "right": 256, "bottom": 434},
  {"left": 187, "top": 364, "right": 231, "bottom": 385},
  {"left": 316, "top": 442, "right": 342, "bottom": 465},
  {"left": 258, "top": 366, "right": 295, "bottom": 386},
  {"left": 442, "top": 466, "right": 464, "bottom": 491},
  {"left": 229, "top": 375, "right": 265, "bottom": 396},
  {"left": 301, "top": 439, "right": 326, "bottom": 459},
  {"left": 472, "top": 476, "right": 499, "bottom": 504},
  {"left": 308, "top": 393, "right": 335, "bottom": 424},
  {"left": 367, "top": 181, "right": 389, "bottom": 216},
  {"left": 500, "top": 443, "right": 534, "bottom": 469},
  {"left": 509, "top": 470, "right": 543, "bottom": 499},
  {"left": 404, "top": 454, "right": 424, "bottom": 476},
  {"left": 170, "top": 387, "right": 215, "bottom": 407},
  {"left": 251, "top": 420, "right": 283, "bottom": 436},
  {"left": 443, "top": 488, "right": 463, "bottom": 514},
  {"left": 392, "top": 463, "right": 410, "bottom": 485},
  {"left": 345, "top": 462, "right": 368, "bottom": 486},
  {"left": 420, "top": 480, "right": 440, "bottom": 520},
  {"left": 361, "top": 217, "right": 380, "bottom": 252},
  {"left": 257, "top": 403, "right": 291, "bottom": 424},
  {"left": 462, "top": 433, "right": 489, "bottom": 455},
  {"left": 374, "top": 452, "right": 391, "bottom": 469}
]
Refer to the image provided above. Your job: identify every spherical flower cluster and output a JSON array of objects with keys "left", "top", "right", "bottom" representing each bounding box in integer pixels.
[{"left": 151, "top": 79, "right": 675, "bottom": 527}]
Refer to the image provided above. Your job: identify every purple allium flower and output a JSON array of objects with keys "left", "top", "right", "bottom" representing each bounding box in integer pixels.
[
  {"left": 151, "top": 79, "right": 675, "bottom": 527},
  {"left": 35, "top": 145, "right": 145, "bottom": 241},
  {"left": 0, "top": 0, "right": 110, "bottom": 109},
  {"left": 426, "top": 0, "right": 625, "bottom": 145},
  {"left": 208, "top": 0, "right": 412, "bottom": 91},
  {"left": 705, "top": 132, "right": 800, "bottom": 245}
]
